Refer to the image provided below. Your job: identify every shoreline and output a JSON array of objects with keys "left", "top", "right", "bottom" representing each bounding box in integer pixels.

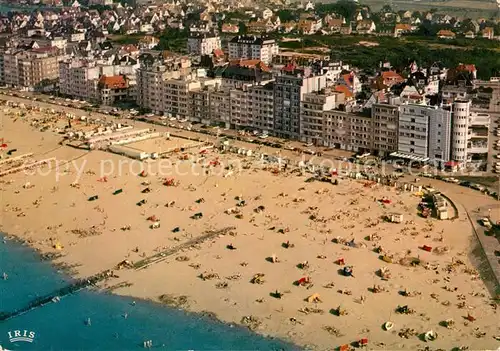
[{"left": 0, "top": 233, "right": 299, "bottom": 349}]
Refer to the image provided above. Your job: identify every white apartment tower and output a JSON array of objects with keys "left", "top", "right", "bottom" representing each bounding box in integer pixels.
[
  {"left": 187, "top": 33, "right": 221, "bottom": 56},
  {"left": 228, "top": 35, "right": 278, "bottom": 64},
  {"left": 398, "top": 104, "right": 430, "bottom": 160},
  {"left": 59, "top": 60, "right": 100, "bottom": 101},
  {"left": 451, "top": 100, "right": 489, "bottom": 166},
  {"left": 398, "top": 104, "right": 453, "bottom": 164},
  {"left": 451, "top": 100, "right": 470, "bottom": 163}
]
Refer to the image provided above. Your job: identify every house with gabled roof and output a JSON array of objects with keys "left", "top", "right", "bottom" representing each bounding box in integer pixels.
[
  {"left": 394, "top": 23, "right": 412, "bottom": 37},
  {"left": 482, "top": 27, "right": 494, "bottom": 39},
  {"left": 356, "top": 19, "right": 376, "bottom": 34},
  {"left": 437, "top": 29, "right": 455, "bottom": 39}
]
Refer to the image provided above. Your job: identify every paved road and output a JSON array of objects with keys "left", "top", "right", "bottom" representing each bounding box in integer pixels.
[{"left": 420, "top": 178, "right": 500, "bottom": 294}]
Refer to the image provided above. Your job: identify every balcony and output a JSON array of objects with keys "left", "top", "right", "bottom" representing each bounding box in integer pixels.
[{"left": 467, "top": 142, "right": 488, "bottom": 154}]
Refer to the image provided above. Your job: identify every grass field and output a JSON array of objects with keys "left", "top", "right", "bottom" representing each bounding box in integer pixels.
[{"left": 356, "top": 0, "right": 498, "bottom": 18}]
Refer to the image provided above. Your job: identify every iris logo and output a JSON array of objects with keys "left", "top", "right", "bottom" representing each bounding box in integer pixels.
[{"left": 7, "top": 330, "right": 35, "bottom": 343}]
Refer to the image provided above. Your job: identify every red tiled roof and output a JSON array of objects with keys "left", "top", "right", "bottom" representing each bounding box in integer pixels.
[
  {"left": 282, "top": 62, "right": 297, "bottom": 73},
  {"left": 437, "top": 29, "right": 455, "bottom": 37},
  {"left": 395, "top": 23, "right": 412, "bottom": 31},
  {"left": 382, "top": 70, "right": 404, "bottom": 82},
  {"left": 99, "top": 75, "right": 127, "bottom": 89},
  {"left": 327, "top": 18, "right": 343, "bottom": 27},
  {"left": 213, "top": 48, "right": 224, "bottom": 57},
  {"left": 229, "top": 59, "right": 271, "bottom": 73},
  {"left": 121, "top": 44, "right": 138, "bottom": 53},
  {"left": 457, "top": 64, "right": 476, "bottom": 72},
  {"left": 342, "top": 73, "right": 354, "bottom": 87},
  {"left": 31, "top": 46, "right": 58, "bottom": 53},
  {"left": 334, "top": 85, "right": 353, "bottom": 98}
]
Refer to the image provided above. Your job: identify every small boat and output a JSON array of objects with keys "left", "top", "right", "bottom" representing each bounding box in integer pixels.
[
  {"left": 383, "top": 321, "right": 394, "bottom": 331},
  {"left": 52, "top": 296, "right": 61, "bottom": 303},
  {"left": 85, "top": 318, "right": 91, "bottom": 326},
  {"left": 424, "top": 330, "right": 437, "bottom": 341},
  {"left": 2, "top": 272, "right": 7, "bottom": 280}
]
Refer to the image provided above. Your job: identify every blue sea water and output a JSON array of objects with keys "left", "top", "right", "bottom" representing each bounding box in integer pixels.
[{"left": 0, "top": 236, "right": 298, "bottom": 350}]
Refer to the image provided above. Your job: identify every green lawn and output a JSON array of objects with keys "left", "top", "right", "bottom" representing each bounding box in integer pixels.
[{"left": 279, "top": 34, "right": 500, "bottom": 79}]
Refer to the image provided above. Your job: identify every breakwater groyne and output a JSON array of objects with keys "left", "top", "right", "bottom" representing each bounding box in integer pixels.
[{"left": 0, "top": 270, "right": 113, "bottom": 322}]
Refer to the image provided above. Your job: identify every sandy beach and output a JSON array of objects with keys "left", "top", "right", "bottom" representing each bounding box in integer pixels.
[{"left": 1, "top": 98, "right": 499, "bottom": 350}]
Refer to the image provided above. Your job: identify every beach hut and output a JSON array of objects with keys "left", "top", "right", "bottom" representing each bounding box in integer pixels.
[{"left": 388, "top": 213, "right": 403, "bottom": 223}]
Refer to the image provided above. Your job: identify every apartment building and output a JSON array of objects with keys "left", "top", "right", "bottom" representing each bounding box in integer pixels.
[
  {"left": 209, "top": 88, "right": 231, "bottom": 127},
  {"left": 273, "top": 65, "right": 327, "bottom": 139},
  {"left": 371, "top": 103, "right": 399, "bottom": 156},
  {"left": 323, "top": 110, "right": 373, "bottom": 152},
  {"left": 451, "top": 100, "right": 470, "bottom": 163},
  {"left": 452, "top": 100, "right": 489, "bottom": 166},
  {"left": 59, "top": 59, "right": 100, "bottom": 101},
  {"left": 163, "top": 77, "right": 202, "bottom": 118},
  {"left": 247, "top": 83, "right": 275, "bottom": 132},
  {"left": 467, "top": 111, "right": 489, "bottom": 164},
  {"left": 300, "top": 90, "right": 344, "bottom": 145},
  {"left": 137, "top": 63, "right": 172, "bottom": 113},
  {"left": 428, "top": 105, "right": 452, "bottom": 164},
  {"left": 228, "top": 35, "right": 278, "bottom": 64},
  {"left": 136, "top": 56, "right": 191, "bottom": 113},
  {"left": 187, "top": 32, "right": 221, "bottom": 56},
  {"left": 229, "top": 88, "right": 251, "bottom": 129},
  {"left": 2, "top": 52, "right": 19, "bottom": 86},
  {"left": 397, "top": 103, "right": 453, "bottom": 164},
  {"left": 398, "top": 104, "right": 431, "bottom": 160},
  {"left": 214, "top": 59, "right": 273, "bottom": 90},
  {"left": 60, "top": 58, "right": 139, "bottom": 103},
  {"left": 2, "top": 48, "right": 59, "bottom": 88},
  {"left": 190, "top": 88, "right": 211, "bottom": 123},
  {"left": 188, "top": 78, "right": 221, "bottom": 123}
]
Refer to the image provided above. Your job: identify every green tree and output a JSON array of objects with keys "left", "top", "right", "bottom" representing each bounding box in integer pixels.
[
  {"left": 277, "top": 9, "right": 297, "bottom": 22},
  {"left": 316, "top": 0, "right": 358, "bottom": 20},
  {"left": 154, "top": 28, "right": 188, "bottom": 51},
  {"left": 381, "top": 5, "right": 393, "bottom": 13}
]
